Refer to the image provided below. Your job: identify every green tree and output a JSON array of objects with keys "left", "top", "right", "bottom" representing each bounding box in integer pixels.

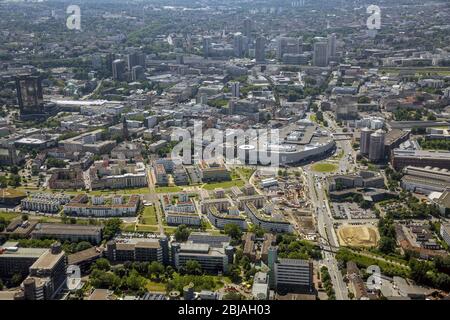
[
  {"left": 75, "top": 241, "right": 92, "bottom": 252},
  {"left": 93, "top": 258, "right": 111, "bottom": 271},
  {"left": 148, "top": 261, "right": 165, "bottom": 278},
  {"left": 224, "top": 223, "right": 242, "bottom": 241},
  {"left": 222, "top": 292, "right": 244, "bottom": 300},
  {"left": 378, "top": 236, "right": 396, "bottom": 254},
  {"left": 90, "top": 269, "right": 120, "bottom": 290},
  {"left": 11, "top": 273, "right": 23, "bottom": 287},
  {"left": 125, "top": 270, "right": 146, "bottom": 291},
  {"left": 185, "top": 260, "right": 202, "bottom": 275},
  {"left": 103, "top": 218, "right": 122, "bottom": 240},
  {"left": 174, "top": 224, "right": 190, "bottom": 242},
  {"left": 408, "top": 259, "right": 431, "bottom": 284},
  {"left": 0, "top": 176, "right": 7, "bottom": 188},
  {"left": 0, "top": 217, "right": 7, "bottom": 232},
  {"left": 8, "top": 174, "right": 21, "bottom": 187}
]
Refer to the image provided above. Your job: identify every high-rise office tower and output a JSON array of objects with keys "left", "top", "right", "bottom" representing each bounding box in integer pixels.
[
  {"left": 233, "top": 33, "right": 244, "bottom": 58},
  {"left": 277, "top": 37, "right": 302, "bottom": 60},
  {"left": 230, "top": 82, "right": 240, "bottom": 98},
  {"left": 369, "top": 129, "right": 386, "bottom": 162},
  {"left": 360, "top": 127, "right": 373, "bottom": 156},
  {"left": 327, "top": 33, "right": 337, "bottom": 60},
  {"left": 277, "top": 37, "right": 288, "bottom": 60},
  {"left": 15, "top": 75, "right": 44, "bottom": 117},
  {"left": 131, "top": 65, "right": 145, "bottom": 81},
  {"left": 105, "top": 53, "right": 115, "bottom": 73},
  {"left": 127, "top": 52, "right": 145, "bottom": 70},
  {"left": 255, "top": 37, "right": 266, "bottom": 63},
  {"left": 112, "top": 59, "right": 126, "bottom": 81},
  {"left": 122, "top": 117, "right": 129, "bottom": 141},
  {"left": 243, "top": 18, "right": 252, "bottom": 37},
  {"left": 313, "top": 42, "right": 329, "bottom": 67},
  {"left": 176, "top": 54, "right": 184, "bottom": 65},
  {"left": 268, "top": 246, "right": 277, "bottom": 289},
  {"left": 203, "top": 37, "right": 211, "bottom": 58}
]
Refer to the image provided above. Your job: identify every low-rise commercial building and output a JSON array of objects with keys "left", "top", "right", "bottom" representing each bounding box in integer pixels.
[
  {"left": 106, "top": 237, "right": 169, "bottom": 264},
  {"left": 327, "top": 171, "right": 385, "bottom": 192},
  {"left": 0, "top": 242, "right": 46, "bottom": 279},
  {"left": 21, "top": 193, "right": 70, "bottom": 213},
  {"left": 198, "top": 160, "right": 231, "bottom": 182},
  {"left": 401, "top": 166, "right": 450, "bottom": 194},
  {"left": 31, "top": 223, "right": 103, "bottom": 244},
  {"left": 172, "top": 242, "right": 233, "bottom": 273},
  {"left": 64, "top": 194, "right": 140, "bottom": 217},
  {"left": 392, "top": 149, "right": 450, "bottom": 171},
  {"left": 89, "top": 161, "right": 148, "bottom": 190}
]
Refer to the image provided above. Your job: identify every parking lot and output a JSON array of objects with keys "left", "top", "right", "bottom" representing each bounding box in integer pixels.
[{"left": 331, "top": 202, "right": 376, "bottom": 220}]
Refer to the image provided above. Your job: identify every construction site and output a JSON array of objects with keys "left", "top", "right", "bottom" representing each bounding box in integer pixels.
[{"left": 337, "top": 224, "right": 380, "bottom": 247}]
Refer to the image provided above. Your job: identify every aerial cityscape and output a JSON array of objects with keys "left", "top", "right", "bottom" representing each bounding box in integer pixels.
[{"left": 1, "top": 0, "right": 450, "bottom": 303}]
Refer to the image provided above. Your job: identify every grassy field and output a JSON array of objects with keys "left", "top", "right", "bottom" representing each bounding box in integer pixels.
[
  {"left": 311, "top": 162, "right": 338, "bottom": 173},
  {"left": 121, "top": 223, "right": 136, "bottom": 232},
  {"left": 141, "top": 206, "right": 157, "bottom": 225},
  {"left": 163, "top": 226, "right": 177, "bottom": 235},
  {"left": 0, "top": 211, "right": 20, "bottom": 221},
  {"left": 145, "top": 280, "right": 166, "bottom": 292},
  {"left": 136, "top": 225, "right": 159, "bottom": 232},
  {"left": 235, "top": 167, "right": 255, "bottom": 181},
  {"left": 202, "top": 179, "right": 245, "bottom": 190},
  {"left": 155, "top": 186, "right": 183, "bottom": 193}
]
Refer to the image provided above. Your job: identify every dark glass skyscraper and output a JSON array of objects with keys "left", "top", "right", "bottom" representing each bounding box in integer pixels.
[{"left": 15, "top": 75, "right": 44, "bottom": 117}]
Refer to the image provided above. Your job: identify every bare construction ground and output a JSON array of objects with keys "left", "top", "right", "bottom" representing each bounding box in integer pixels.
[{"left": 337, "top": 224, "right": 380, "bottom": 247}]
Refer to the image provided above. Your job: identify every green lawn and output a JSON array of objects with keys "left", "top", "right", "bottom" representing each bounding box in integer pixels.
[
  {"left": 145, "top": 280, "right": 166, "bottom": 292},
  {"left": 203, "top": 179, "right": 245, "bottom": 190},
  {"left": 235, "top": 167, "right": 255, "bottom": 181},
  {"left": 155, "top": 186, "right": 183, "bottom": 193},
  {"left": 0, "top": 211, "right": 20, "bottom": 221},
  {"left": 121, "top": 223, "right": 136, "bottom": 232},
  {"left": 163, "top": 226, "right": 177, "bottom": 235},
  {"left": 207, "top": 229, "right": 224, "bottom": 236},
  {"left": 136, "top": 225, "right": 159, "bottom": 232},
  {"left": 141, "top": 206, "right": 157, "bottom": 225},
  {"left": 311, "top": 163, "right": 338, "bottom": 173}
]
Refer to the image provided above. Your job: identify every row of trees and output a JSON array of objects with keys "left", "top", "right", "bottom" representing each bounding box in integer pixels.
[
  {"left": 320, "top": 266, "right": 335, "bottom": 300},
  {"left": 408, "top": 256, "right": 450, "bottom": 291},
  {"left": 378, "top": 217, "right": 397, "bottom": 254},
  {"left": 385, "top": 195, "right": 440, "bottom": 219},
  {"left": 417, "top": 138, "right": 450, "bottom": 151}
]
